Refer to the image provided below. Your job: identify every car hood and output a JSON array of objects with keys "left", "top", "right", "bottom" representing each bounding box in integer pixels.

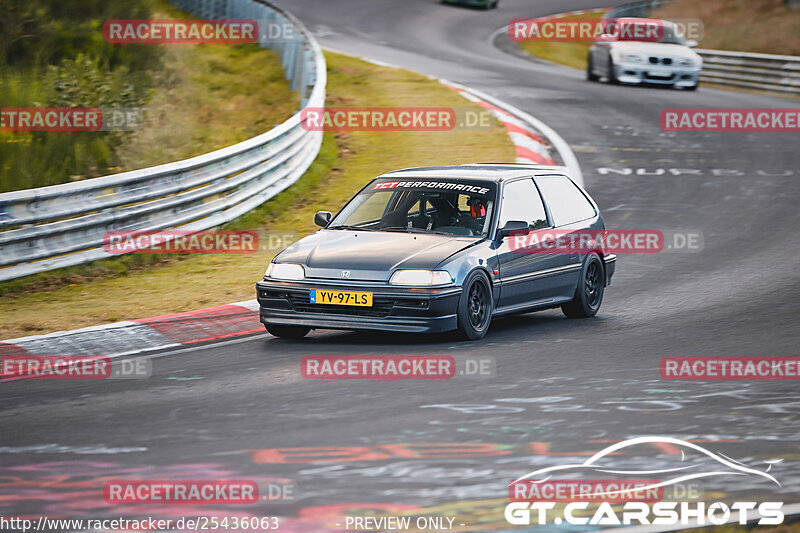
[
  {"left": 274, "top": 230, "right": 478, "bottom": 281},
  {"left": 611, "top": 41, "right": 699, "bottom": 60}
]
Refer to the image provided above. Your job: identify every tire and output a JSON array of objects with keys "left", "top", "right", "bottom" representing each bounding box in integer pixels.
[
  {"left": 456, "top": 270, "right": 493, "bottom": 340},
  {"left": 607, "top": 57, "right": 619, "bottom": 85},
  {"left": 686, "top": 83, "right": 699, "bottom": 91},
  {"left": 492, "top": 0, "right": 499, "bottom": 8},
  {"left": 265, "top": 324, "right": 310, "bottom": 339},
  {"left": 587, "top": 55, "right": 599, "bottom": 82},
  {"left": 562, "top": 253, "right": 605, "bottom": 318}
]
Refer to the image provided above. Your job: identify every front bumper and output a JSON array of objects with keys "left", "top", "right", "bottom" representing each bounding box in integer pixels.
[
  {"left": 614, "top": 62, "right": 700, "bottom": 87},
  {"left": 604, "top": 253, "right": 617, "bottom": 286},
  {"left": 256, "top": 279, "right": 461, "bottom": 333}
]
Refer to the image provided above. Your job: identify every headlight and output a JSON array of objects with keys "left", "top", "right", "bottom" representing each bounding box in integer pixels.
[
  {"left": 265, "top": 263, "right": 305, "bottom": 280},
  {"left": 389, "top": 270, "right": 452, "bottom": 286},
  {"left": 622, "top": 54, "right": 644, "bottom": 63},
  {"left": 677, "top": 57, "right": 694, "bottom": 66}
]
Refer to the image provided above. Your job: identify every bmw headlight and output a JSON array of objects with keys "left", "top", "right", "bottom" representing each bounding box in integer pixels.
[
  {"left": 389, "top": 270, "right": 452, "bottom": 286},
  {"left": 265, "top": 263, "right": 305, "bottom": 280},
  {"left": 622, "top": 54, "right": 644, "bottom": 63},
  {"left": 677, "top": 57, "right": 694, "bottom": 66}
]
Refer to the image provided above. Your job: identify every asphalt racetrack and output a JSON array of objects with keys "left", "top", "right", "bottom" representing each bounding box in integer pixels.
[{"left": 2, "top": 0, "right": 799, "bottom": 531}]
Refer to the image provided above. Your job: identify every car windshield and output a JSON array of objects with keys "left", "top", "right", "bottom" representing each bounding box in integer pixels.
[
  {"left": 658, "top": 23, "right": 687, "bottom": 45},
  {"left": 329, "top": 178, "right": 497, "bottom": 237}
]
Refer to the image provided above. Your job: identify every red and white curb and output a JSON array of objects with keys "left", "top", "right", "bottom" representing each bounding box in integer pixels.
[
  {"left": 0, "top": 300, "right": 262, "bottom": 360},
  {"left": 0, "top": 52, "right": 585, "bottom": 361},
  {"left": 442, "top": 82, "right": 555, "bottom": 165},
  {"left": 439, "top": 78, "right": 584, "bottom": 187}
]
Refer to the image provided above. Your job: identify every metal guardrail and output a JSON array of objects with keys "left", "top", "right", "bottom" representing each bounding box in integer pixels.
[
  {"left": 605, "top": 0, "right": 668, "bottom": 18},
  {"left": 0, "top": 0, "right": 326, "bottom": 282},
  {"left": 696, "top": 49, "right": 800, "bottom": 95}
]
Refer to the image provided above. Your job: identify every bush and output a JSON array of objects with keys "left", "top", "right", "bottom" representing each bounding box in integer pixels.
[{"left": 0, "top": 0, "right": 161, "bottom": 192}]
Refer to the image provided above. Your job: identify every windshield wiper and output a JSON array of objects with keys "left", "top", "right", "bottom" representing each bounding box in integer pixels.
[
  {"left": 328, "top": 225, "right": 378, "bottom": 231},
  {"left": 381, "top": 226, "right": 452, "bottom": 235}
]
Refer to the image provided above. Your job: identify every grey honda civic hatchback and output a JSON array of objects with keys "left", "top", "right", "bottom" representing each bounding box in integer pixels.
[{"left": 256, "top": 164, "right": 615, "bottom": 340}]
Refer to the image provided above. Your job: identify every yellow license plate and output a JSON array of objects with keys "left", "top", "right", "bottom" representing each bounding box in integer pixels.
[{"left": 310, "top": 289, "right": 373, "bottom": 307}]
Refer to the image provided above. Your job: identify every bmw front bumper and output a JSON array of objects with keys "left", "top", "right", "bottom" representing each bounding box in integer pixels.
[
  {"left": 256, "top": 279, "right": 462, "bottom": 333},
  {"left": 614, "top": 62, "right": 700, "bottom": 87}
]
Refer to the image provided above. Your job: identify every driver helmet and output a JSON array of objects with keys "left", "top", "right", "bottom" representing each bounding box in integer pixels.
[{"left": 468, "top": 197, "right": 487, "bottom": 218}]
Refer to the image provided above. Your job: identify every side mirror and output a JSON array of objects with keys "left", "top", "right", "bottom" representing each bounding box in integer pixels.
[
  {"left": 687, "top": 40, "right": 698, "bottom": 48},
  {"left": 498, "top": 220, "right": 529, "bottom": 239},
  {"left": 314, "top": 211, "right": 332, "bottom": 228}
]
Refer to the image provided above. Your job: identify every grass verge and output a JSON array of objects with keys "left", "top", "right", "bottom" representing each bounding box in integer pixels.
[
  {"left": 0, "top": 0, "right": 296, "bottom": 192},
  {"left": 116, "top": 1, "right": 298, "bottom": 171},
  {"left": 652, "top": 0, "right": 800, "bottom": 56},
  {"left": 517, "top": 2, "right": 800, "bottom": 67},
  {"left": 0, "top": 51, "right": 515, "bottom": 339},
  {"left": 516, "top": 12, "right": 603, "bottom": 71}
]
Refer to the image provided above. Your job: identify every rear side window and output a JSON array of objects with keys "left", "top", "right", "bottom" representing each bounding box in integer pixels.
[
  {"left": 498, "top": 178, "right": 548, "bottom": 229},
  {"left": 535, "top": 175, "right": 596, "bottom": 227}
]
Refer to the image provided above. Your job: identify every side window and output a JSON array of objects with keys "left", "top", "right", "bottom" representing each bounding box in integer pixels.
[
  {"left": 535, "top": 175, "right": 596, "bottom": 227},
  {"left": 498, "top": 179, "right": 548, "bottom": 229}
]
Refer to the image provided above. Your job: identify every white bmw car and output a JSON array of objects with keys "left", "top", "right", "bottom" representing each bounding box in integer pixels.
[{"left": 587, "top": 19, "right": 702, "bottom": 90}]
